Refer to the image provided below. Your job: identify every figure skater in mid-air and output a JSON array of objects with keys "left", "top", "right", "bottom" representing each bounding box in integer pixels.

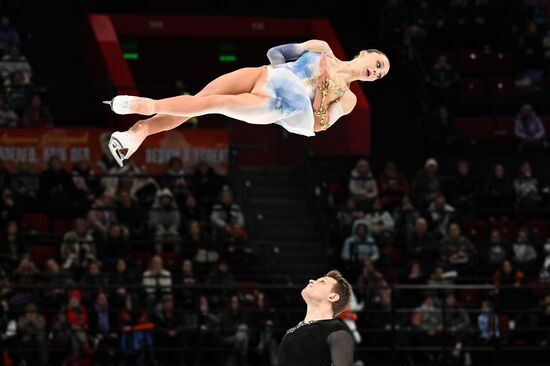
[{"left": 104, "top": 40, "right": 390, "bottom": 166}]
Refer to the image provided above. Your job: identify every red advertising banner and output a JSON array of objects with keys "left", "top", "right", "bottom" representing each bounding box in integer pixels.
[{"left": 0, "top": 128, "right": 229, "bottom": 174}]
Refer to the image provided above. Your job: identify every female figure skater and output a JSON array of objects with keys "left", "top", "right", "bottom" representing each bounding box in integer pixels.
[{"left": 105, "top": 40, "right": 390, "bottom": 167}]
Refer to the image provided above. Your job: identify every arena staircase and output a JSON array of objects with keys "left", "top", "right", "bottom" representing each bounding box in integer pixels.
[{"left": 233, "top": 166, "right": 330, "bottom": 285}]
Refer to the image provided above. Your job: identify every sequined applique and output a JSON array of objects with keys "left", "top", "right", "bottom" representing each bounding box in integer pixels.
[{"left": 285, "top": 320, "right": 320, "bottom": 336}]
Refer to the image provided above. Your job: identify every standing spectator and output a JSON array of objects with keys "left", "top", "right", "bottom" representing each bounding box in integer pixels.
[
  {"left": 149, "top": 188, "right": 181, "bottom": 253},
  {"left": 115, "top": 190, "right": 145, "bottom": 237},
  {"left": 41, "top": 259, "right": 72, "bottom": 316},
  {"left": 180, "top": 193, "right": 206, "bottom": 228},
  {"left": 478, "top": 300, "right": 500, "bottom": 344},
  {"left": 88, "top": 291, "right": 119, "bottom": 366},
  {"left": 109, "top": 258, "right": 137, "bottom": 312},
  {"left": 412, "top": 158, "right": 442, "bottom": 210},
  {"left": 427, "top": 55, "right": 460, "bottom": 104},
  {"left": 64, "top": 290, "right": 92, "bottom": 364},
  {"left": 119, "top": 293, "right": 155, "bottom": 365},
  {"left": 428, "top": 105, "right": 463, "bottom": 152},
  {"left": 221, "top": 294, "right": 250, "bottom": 366},
  {"left": 514, "top": 162, "right": 541, "bottom": 212},
  {"left": 189, "top": 295, "right": 223, "bottom": 366},
  {"left": 250, "top": 291, "right": 278, "bottom": 366},
  {"left": 70, "top": 159, "right": 98, "bottom": 216},
  {"left": 378, "top": 161, "right": 409, "bottom": 210},
  {"left": 159, "top": 157, "right": 189, "bottom": 204},
  {"left": 0, "top": 94, "right": 18, "bottom": 127},
  {"left": 341, "top": 219, "right": 379, "bottom": 265},
  {"left": 192, "top": 160, "right": 224, "bottom": 207},
  {"left": 514, "top": 103, "right": 547, "bottom": 152},
  {"left": 400, "top": 260, "right": 427, "bottom": 308},
  {"left": 483, "top": 164, "right": 514, "bottom": 216},
  {"left": 356, "top": 259, "right": 389, "bottom": 307},
  {"left": 60, "top": 218, "right": 97, "bottom": 277},
  {"left": 39, "top": 156, "right": 72, "bottom": 216},
  {"left": 98, "top": 223, "right": 130, "bottom": 266},
  {"left": 16, "top": 303, "right": 47, "bottom": 366},
  {"left": 80, "top": 260, "right": 108, "bottom": 307},
  {"left": 142, "top": 255, "right": 172, "bottom": 308},
  {"left": 206, "top": 260, "right": 236, "bottom": 308},
  {"left": 428, "top": 194, "right": 456, "bottom": 239},
  {"left": 493, "top": 260, "right": 526, "bottom": 311},
  {"left": 348, "top": 159, "right": 378, "bottom": 209},
  {"left": 443, "top": 293, "right": 473, "bottom": 348},
  {"left": 449, "top": 160, "right": 477, "bottom": 219},
  {"left": 392, "top": 195, "right": 420, "bottom": 240},
  {"left": 175, "top": 259, "right": 197, "bottom": 309},
  {"left": 154, "top": 294, "right": 183, "bottom": 365}
]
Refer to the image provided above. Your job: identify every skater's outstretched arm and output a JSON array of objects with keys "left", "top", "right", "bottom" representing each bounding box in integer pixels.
[{"left": 266, "top": 40, "right": 333, "bottom": 65}]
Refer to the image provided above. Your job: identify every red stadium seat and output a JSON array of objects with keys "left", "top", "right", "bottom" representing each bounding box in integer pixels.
[
  {"left": 464, "top": 219, "right": 488, "bottom": 242},
  {"left": 487, "top": 77, "right": 515, "bottom": 105},
  {"left": 494, "top": 116, "right": 515, "bottom": 135},
  {"left": 238, "top": 280, "right": 259, "bottom": 297},
  {"left": 459, "top": 49, "right": 489, "bottom": 74},
  {"left": 490, "top": 50, "right": 514, "bottom": 74},
  {"left": 459, "top": 78, "right": 486, "bottom": 105},
  {"left": 22, "top": 212, "right": 49, "bottom": 232},
  {"left": 131, "top": 251, "right": 152, "bottom": 271},
  {"left": 456, "top": 288, "right": 481, "bottom": 307},
  {"left": 490, "top": 219, "right": 519, "bottom": 241},
  {"left": 523, "top": 219, "right": 550, "bottom": 239},
  {"left": 30, "top": 245, "right": 58, "bottom": 267},
  {"left": 160, "top": 252, "right": 181, "bottom": 272},
  {"left": 499, "top": 314, "right": 510, "bottom": 332},
  {"left": 540, "top": 115, "right": 550, "bottom": 133},
  {"left": 454, "top": 116, "right": 494, "bottom": 143},
  {"left": 51, "top": 218, "right": 72, "bottom": 234}
]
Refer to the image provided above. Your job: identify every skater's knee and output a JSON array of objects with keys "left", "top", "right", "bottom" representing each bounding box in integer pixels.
[{"left": 132, "top": 119, "right": 149, "bottom": 134}]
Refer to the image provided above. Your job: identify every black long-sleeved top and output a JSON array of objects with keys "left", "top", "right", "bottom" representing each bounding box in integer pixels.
[{"left": 277, "top": 318, "right": 354, "bottom": 366}]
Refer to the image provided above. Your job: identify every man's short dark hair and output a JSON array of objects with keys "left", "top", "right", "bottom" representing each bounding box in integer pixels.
[{"left": 326, "top": 270, "right": 352, "bottom": 316}]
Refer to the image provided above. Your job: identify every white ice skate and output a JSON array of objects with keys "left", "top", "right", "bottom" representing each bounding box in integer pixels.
[
  {"left": 103, "top": 95, "right": 155, "bottom": 115},
  {"left": 108, "top": 131, "right": 139, "bottom": 167}
]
